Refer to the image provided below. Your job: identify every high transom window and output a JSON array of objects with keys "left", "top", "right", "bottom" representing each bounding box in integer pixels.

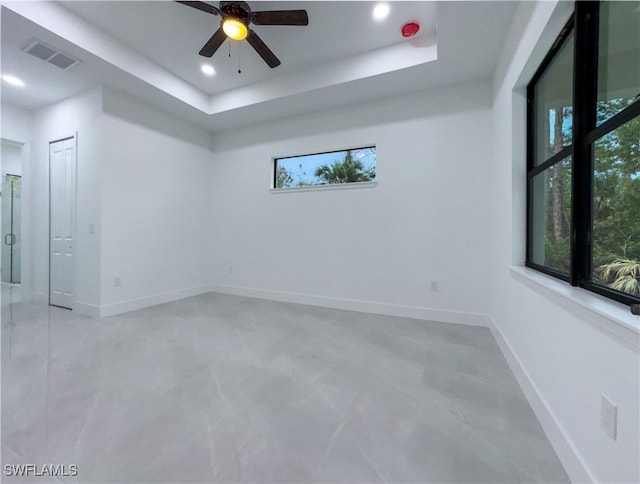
[{"left": 274, "top": 147, "right": 376, "bottom": 189}]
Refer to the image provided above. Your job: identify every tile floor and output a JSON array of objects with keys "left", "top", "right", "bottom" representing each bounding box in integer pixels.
[{"left": 2, "top": 290, "right": 569, "bottom": 483}]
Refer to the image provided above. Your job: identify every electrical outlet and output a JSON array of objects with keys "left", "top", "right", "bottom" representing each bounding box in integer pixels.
[
  {"left": 113, "top": 277, "right": 121, "bottom": 287},
  {"left": 228, "top": 266, "right": 233, "bottom": 274},
  {"left": 430, "top": 280, "right": 438, "bottom": 292},
  {"left": 601, "top": 394, "right": 617, "bottom": 440},
  {"left": 89, "top": 223, "right": 96, "bottom": 234}
]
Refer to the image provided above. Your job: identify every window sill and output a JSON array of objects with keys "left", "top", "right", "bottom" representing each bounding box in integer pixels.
[
  {"left": 509, "top": 266, "right": 639, "bottom": 351},
  {"left": 270, "top": 181, "right": 377, "bottom": 194}
]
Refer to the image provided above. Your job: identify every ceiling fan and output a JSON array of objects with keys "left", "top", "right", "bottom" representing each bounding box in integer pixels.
[{"left": 176, "top": 1, "right": 309, "bottom": 68}]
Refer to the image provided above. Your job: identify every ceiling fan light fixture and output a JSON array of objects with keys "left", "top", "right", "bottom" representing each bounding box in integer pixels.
[
  {"left": 177, "top": 1, "right": 308, "bottom": 68},
  {"left": 223, "top": 18, "right": 248, "bottom": 41}
]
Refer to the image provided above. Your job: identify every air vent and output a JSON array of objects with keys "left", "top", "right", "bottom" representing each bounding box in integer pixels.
[
  {"left": 48, "top": 53, "right": 78, "bottom": 70},
  {"left": 27, "top": 43, "right": 56, "bottom": 61},
  {"left": 22, "top": 40, "right": 80, "bottom": 71}
]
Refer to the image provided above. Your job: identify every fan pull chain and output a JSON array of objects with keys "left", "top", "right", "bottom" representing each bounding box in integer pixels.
[
  {"left": 238, "top": 41, "right": 242, "bottom": 74},
  {"left": 228, "top": 39, "right": 231, "bottom": 58}
]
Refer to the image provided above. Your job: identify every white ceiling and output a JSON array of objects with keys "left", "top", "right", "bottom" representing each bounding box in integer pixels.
[
  {"left": 0, "top": 1, "right": 519, "bottom": 132},
  {"left": 60, "top": 1, "right": 438, "bottom": 95}
]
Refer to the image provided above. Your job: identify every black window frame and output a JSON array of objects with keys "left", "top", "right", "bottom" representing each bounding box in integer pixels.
[
  {"left": 273, "top": 145, "right": 377, "bottom": 189},
  {"left": 526, "top": 1, "right": 640, "bottom": 306}
]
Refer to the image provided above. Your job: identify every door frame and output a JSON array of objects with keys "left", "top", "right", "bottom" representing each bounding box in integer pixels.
[{"left": 48, "top": 134, "right": 77, "bottom": 310}]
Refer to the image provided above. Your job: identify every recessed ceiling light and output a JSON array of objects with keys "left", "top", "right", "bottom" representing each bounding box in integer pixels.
[
  {"left": 373, "top": 3, "right": 390, "bottom": 21},
  {"left": 2, "top": 74, "right": 25, "bottom": 87},
  {"left": 201, "top": 64, "right": 215, "bottom": 76}
]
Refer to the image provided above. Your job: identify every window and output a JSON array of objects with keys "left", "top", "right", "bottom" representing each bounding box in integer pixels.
[
  {"left": 527, "top": 1, "right": 640, "bottom": 305},
  {"left": 274, "top": 146, "right": 376, "bottom": 189},
  {"left": 528, "top": 24, "right": 574, "bottom": 277}
]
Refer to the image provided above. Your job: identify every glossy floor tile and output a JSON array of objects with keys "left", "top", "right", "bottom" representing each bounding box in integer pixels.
[{"left": 1, "top": 291, "right": 569, "bottom": 483}]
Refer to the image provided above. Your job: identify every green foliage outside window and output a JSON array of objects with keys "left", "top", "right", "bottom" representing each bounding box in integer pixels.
[
  {"left": 592, "top": 111, "right": 640, "bottom": 295},
  {"left": 275, "top": 147, "right": 376, "bottom": 189},
  {"left": 542, "top": 103, "right": 639, "bottom": 295},
  {"left": 314, "top": 150, "right": 375, "bottom": 184}
]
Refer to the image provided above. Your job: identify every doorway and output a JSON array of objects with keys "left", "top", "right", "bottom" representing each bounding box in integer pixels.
[
  {"left": 49, "top": 137, "right": 76, "bottom": 309},
  {"left": 1, "top": 140, "right": 23, "bottom": 286}
]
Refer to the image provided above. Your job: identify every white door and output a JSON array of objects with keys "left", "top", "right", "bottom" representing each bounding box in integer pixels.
[{"left": 49, "top": 137, "right": 76, "bottom": 309}]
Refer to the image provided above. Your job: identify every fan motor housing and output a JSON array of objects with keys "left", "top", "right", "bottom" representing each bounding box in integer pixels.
[{"left": 220, "top": 1, "right": 251, "bottom": 22}]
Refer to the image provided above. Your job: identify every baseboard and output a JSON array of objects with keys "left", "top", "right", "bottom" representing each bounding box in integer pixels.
[
  {"left": 22, "top": 293, "right": 101, "bottom": 317},
  {"left": 209, "top": 283, "right": 491, "bottom": 327},
  {"left": 489, "top": 316, "right": 594, "bottom": 484},
  {"left": 98, "top": 284, "right": 212, "bottom": 318},
  {"left": 74, "top": 301, "right": 101, "bottom": 318}
]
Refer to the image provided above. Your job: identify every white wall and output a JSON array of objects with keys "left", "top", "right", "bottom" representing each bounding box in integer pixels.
[
  {"left": 99, "top": 88, "right": 214, "bottom": 316},
  {"left": 32, "top": 87, "right": 103, "bottom": 308},
  {"left": 16, "top": 87, "right": 214, "bottom": 316},
  {"left": 489, "top": 2, "right": 639, "bottom": 483},
  {"left": 0, "top": 103, "right": 33, "bottom": 144},
  {"left": 209, "top": 82, "right": 494, "bottom": 326}
]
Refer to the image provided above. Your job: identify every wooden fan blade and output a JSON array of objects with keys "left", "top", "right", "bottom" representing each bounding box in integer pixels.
[
  {"left": 176, "top": 1, "right": 219, "bottom": 16},
  {"left": 199, "top": 28, "right": 227, "bottom": 57},
  {"left": 246, "top": 30, "right": 281, "bottom": 68},
  {"left": 252, "top": 10, "right": 308, "bottom": 26}
]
